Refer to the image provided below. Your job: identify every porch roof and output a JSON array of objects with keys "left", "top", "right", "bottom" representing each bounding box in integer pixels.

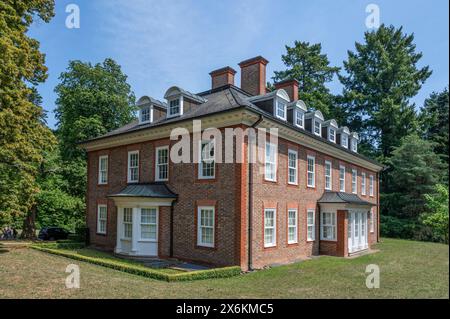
[
  {"left": 108, "top": 183, "right": 177, "bottom": 199},
  {"left": 318, "top": 191, "right": 376, "bottom": 206}
]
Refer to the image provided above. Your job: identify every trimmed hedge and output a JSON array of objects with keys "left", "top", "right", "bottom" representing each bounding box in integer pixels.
[
  {"left": 36, "top": 241, "right": 86, "bottom": 250},
  {"left": 30, "top": 245, "right": 241, "bottom": 282}
]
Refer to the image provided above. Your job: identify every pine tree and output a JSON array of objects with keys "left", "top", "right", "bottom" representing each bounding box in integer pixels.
[{"left": 272, "top": 41, "right": 339, "bottom": 116}]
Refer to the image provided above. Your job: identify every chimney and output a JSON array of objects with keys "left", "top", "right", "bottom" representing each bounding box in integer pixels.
[
  {"left": 209, "top": 66, "right": 236, "bottom": 89},
  {"left": 238, "top": 56, "right": 269, "bottom": 96},
  {"left": 274, "top": 79, "right": 299, "bottom": 101}
]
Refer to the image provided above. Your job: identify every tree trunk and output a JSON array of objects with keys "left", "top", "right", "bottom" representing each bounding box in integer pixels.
[{"left": 21, "top": 205, "right": 37, "bottom": 239}]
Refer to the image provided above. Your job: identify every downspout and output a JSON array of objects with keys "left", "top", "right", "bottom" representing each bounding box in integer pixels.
[
  {"left": 248, "top": 114, "right": 264, "bottom": 271},
  {"left": 169, "top": 198, "right": 178, "bottom": 258}
]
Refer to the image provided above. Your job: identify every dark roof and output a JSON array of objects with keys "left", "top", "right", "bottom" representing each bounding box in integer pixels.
[
  {"left": 108, "top": 183, "right": 177, "bottom": 198},
  {"left": 318, "top": 191, "right": 375, "bottom": 206}
]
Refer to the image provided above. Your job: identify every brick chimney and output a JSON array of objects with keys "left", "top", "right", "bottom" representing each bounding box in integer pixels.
[
  {"left": 238, "top": 56, "right": 269, "bottom": 96},
  {"left": 209, "top": 66, "right": 237, "bottom": 89},
  {"left": 274, "top": 79, "right": 299, "bottom": 101}
]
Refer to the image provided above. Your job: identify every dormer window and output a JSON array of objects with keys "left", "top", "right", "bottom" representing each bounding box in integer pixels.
[
  {"left": 169, "top": 98, "right": 180, "bottom": 117},
  {"left": 314, "top": 120, "right": 321, "bottom": 136},
  {"left": 341, "top": 134, "right": 348, "bottom": 148},
  {"left": 351, "top": 138, "right": 358, "bottom": 152},
  {"left": 140, "top": 106, "right": 151, "bottom": 124},
  {"left": 295, "top": 109, "right": 304, "bottom": 128},
  {"left": 329, "top": 127, "right": 336, "bottom": 143},
  {"left": 276, "top": 100, "right": 287, "bottom": 120}
]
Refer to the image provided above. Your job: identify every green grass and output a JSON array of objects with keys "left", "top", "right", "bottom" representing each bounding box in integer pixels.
[{"left": 0, "top": 238, "right": 448, "bottom": 298}]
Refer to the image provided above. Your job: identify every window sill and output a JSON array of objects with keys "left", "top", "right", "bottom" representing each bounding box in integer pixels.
[
  {"left": 307, "top": 185, "right": 315, "bottom": 189},
  {"left": 138, "top": 239, "right": 157, "bottom": 243},
  {"left": 120, "top": 238, "right": 131, "bottom": 241},
  {"left": 264, "top": 244, "right": 277, "bottom": 249}
]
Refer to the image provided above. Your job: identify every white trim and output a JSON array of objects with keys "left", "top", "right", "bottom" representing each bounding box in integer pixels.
[
  {"left": 98, "top": 155, "right": 108, "bottom": 185},
  {"left": 352, "top": 169, "right": 358, "bottom": 194},
  {"left": 313, "top": 120, "right": 322, "bottom": 136},
  {"left": 307, "top": 155, "right": 315, "bottom": 188},
  {"left": 275, "top": 98, "right": 287, "bottom": 120},
  {"left": 341, "top": 133, "right": 348, "bottom": 148},
  {"left": 167, "top": 96, "right": 183, "bottom": 118},
  {"left": 294, "top": 109, "right": 304, "bottom": 129},
  {"left": 198, "top": 140, "right": 215, "bottom": 179},
  {"left": 329, "top": 127, "right": 336, "bottom": 143},
  {"left": 287, "top": 149, "right": 298, "bottom": 185},
  {"left": 361, "top": 172, "right": 367, "bottom": 195},
  {"left": 97, "top": 204, "right": 107, "bottom": 234},
  {"left": 307, "top": 209, "right": 315, "bottom": 241},
  {"left": 287, "top": 209, "right": 298, "bottom": 244},
  {"left": 339, "top": 165, "right": 346, "bottom": 192},
  {"left": 197, "top": 206, "right": 215, "bottom": 248},
  {"left": 127, "top": 151, "right": 139, "bottom": 183},
  {"left": 325, "top": 160, "right": 332, "bottom": 190},
  {"left": 122, "top": 207, "right": 133, "bottom": 240},
  {"left": 155, "top": 146, "right": 169, "bottom": 181},
  {"left": 320, "top": 211, "right": 337, "bottom": 241},
  {"left": 264, "top": 142, "right": 277, "bottom": 182},
  {"left": 139, "top": 105, "right": 152, "bottom": 124},
  {"left": 264, "top": 208, "right": 277, "bottom": 247}
]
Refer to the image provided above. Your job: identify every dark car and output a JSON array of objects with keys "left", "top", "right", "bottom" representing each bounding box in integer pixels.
[{"left": 38, "top": 227, "right": 70, "bottom": 241}]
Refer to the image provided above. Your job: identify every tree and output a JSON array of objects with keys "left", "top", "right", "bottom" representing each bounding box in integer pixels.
[
  {"left": 0, "top": 0, "right": 56, "bottom": 237},
  {"left": 422, "top": 184, "right": 449, "bottom": 243},
  {"left": 419, "top": 88, "right": 449, "bottom": 172},
  {"left": 272, "top": 41, "right": 339, "bottom": 116},
  {"left": 339, "top": 25, "right": 431, "bottom": 159},
  {"left": 54, "top": 59, "right": 136, "bottom": 198}
]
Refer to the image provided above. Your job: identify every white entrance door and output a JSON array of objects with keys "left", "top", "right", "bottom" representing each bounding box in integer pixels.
[{"left": 348, "top": 210, "right": 368, "bottom": 253}]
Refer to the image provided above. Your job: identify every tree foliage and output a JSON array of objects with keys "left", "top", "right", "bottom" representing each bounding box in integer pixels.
[
  {"left": 0, "top": 0, "right": 56, "bottom": 234},
  {"left": 272, "top": 41, "right": 339, "bottom": 116},
  {"left": 422, "top": 184, "right": 449, "bottom": 243}
]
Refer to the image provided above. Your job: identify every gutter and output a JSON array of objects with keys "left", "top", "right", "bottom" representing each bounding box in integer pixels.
[
  {"left": 169, "top": 198, "right": 178, "bottom": 258},
  {"left": 247, "top": 114, "right": 264, "bottom": 271}
]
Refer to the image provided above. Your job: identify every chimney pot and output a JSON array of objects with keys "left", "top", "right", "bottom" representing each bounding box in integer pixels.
[
  {"left": 274, "top": 79, "right": 299, "bottom": 101},
  {"left": 238, "top": 56, "right": 269, "bottom": 96},
  {"left": 209, "top": 66, "right": 236, "bottom": 89}
]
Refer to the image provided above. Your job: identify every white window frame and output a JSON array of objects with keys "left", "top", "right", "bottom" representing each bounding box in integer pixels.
[
  {"left": 97, "top": 205, "right": 107, "bottom": 234},
  {"left": 325, "top": 160, "right": 332, "bottom": 190},
  {"left": 98, "top": 155, "right": 108, "bottom": 185},
  {"left": 370, "top": 208, "right": 375, "bottom": 233},
  {"left": 369, "top": 175, "right": 374, "bottom": 197},
  {"left": 314, "top": 120, "right": 321, "bottom": 136},
  {"left": 341, "top": 134, "right": 348, "bottom": 148},
  {"left": 339, "top": 165, "right": 346, "bottom": 192},
  {"left": 197, "top": 206, "right": 215, "bottom": 248},
  {"left": 127, "top": 151, "right": 139, "bottom": 183},
  {"left": 329, "top": 127, "right": 336, "bottom": 143},
  {"left": 140, "top": 106, "right": 152, "bottom": 124},
  {"left": 122, "top": 208, "right": 133, "bottom": 240},
  {"left": 198, "top": 140, "right": 215, "bottom": 179},
  {"left": 155, "top": 146, "right": 169, "bottom": 181},
  {"left": 352, "top": 169, "right": 358, "bottom": 194},
  {"left": 295, "top": 109, "right": 304, "bottom": 128},
  {"left": 307, "top": 209, "right": 315, "bottom": 241},
  {"left": 288, "top": 149, "right": 298, "bottom": 185},
  {"left": 287, "top": 209, "right": 298, "bottom": 244},
  {"left": 264, "top": 208, "right": 277, "bottom": 247},
  {"left": 275, "top": 99, "right": 287, "bottom": 120},
  {"left": 351, "top": 139, "right": 358, "bottom": 152},
  {"left": 264, "top": 142, "right": 277, "bottom": 182},
  {"left": 361, "top": 172, "right": 366, "bottom": 195},
  {"left": 140, "top": 208, "right": 158, "bottom": 241},
  {"left": 167, "top": 97, "right": 182, "bottom": 117},
  {"left": 307, "top": 155, "right": 315, "bottom": 188},
  {"left": 320, "top": 211, "right": 337, "bottom": 241}
]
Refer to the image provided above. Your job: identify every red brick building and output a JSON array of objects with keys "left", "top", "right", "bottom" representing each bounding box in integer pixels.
[{"left": 81, "top": 56, "right": 383, "bottom": 270}]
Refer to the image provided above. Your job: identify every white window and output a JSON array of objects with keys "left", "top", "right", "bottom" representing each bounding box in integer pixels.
[
  {"left": 169, "top": 98, "right": 180, "bottom": 116},
  {"left": 197, "top": 206, "right": 215, "bottom": 247},
  {"left": 155, "top": 146, "right": 169, "bottom": 181},
  {"left": 98, "top": 155, "right": 108, "bottom": 184},
  {"left": 325, "top": 160, "right": 332, "bottom": 190},
  {"left": 307, "top": 155, "right": 315, "bottom": 188},
  {"left": 339, "top": 165, "right": 346, "bottom": 192},
  {"left": 288, "top": 149, "right": 298, "bottom": 185},
  {"left": 140, "top": 106, "right": 151, "bottom": 123},
  {"left": 288, "top": 209, "right": 298, "bottom": 244},
  {"left": 314, "top": 120, "right": 321, "bottom": 136},
  {"left": 361, "top": 172, "right": 366, "bottom": 195},
  {"left": 369, "top": 175, "right": 374, "bottom": 197},
  {"left": 97, "top": 205, "right": 107, "bottom": 234},
  {"left": 321, "top": 211, "right": 336, "bottom": 241},
  {"left": 351, "top": 139, "right": 358, "bottom": 152},
  {"left": 329, "top": 128, "right": 336, "bottom": 143},
  {"left": 123, "top": 208, "right": 133, "bottom": 239},
  {"left": 265, "top": 142, "right": 277, "bottom": 182},
  {"left": 264, "top": 208, "right": 276, "bottom": 247},
  {"left": 140, "top": 208, "right": 157, "bottom": 240},
  {"left": 199, "top": 140, "right": 215, "bottom": 179},
  {"left": 127, "top": 151, "right": 139, "bottom": 183},
  {"left": 276, "top": 100, "right": 286, "bottom": 120},
  {"left": 295, "top": 110, "right": 304, "bottom": 128},
  {"left": 307, "top": 209, "right": 315, "bottom": 241},
  {"left": 370, "top": 208, "right": 375, "bottom": 233},
  {"left": 341, "top": 134, "right": 348, "bottom": 148},
  {"left": 352, "top": 169, "right": 357, "bottom": 194}
]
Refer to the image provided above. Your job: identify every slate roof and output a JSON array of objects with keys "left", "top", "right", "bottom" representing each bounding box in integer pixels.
[
  {"left": 318, "top": 191, "right": 375, "bottom": 206},
  {"left": 108, "top": 183, "right": 177, "bottom": 198}
]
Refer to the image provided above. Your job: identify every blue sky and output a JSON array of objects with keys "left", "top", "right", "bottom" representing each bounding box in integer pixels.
[{"left": 29, "top": 0, "right": 449, "bottom": 129}]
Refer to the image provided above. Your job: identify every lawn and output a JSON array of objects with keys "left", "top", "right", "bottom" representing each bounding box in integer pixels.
[{"left": 0, "top": 238, "right": 448, "bottom": 298}]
